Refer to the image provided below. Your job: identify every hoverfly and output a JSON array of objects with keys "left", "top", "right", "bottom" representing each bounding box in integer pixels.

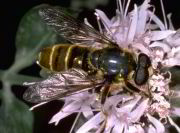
[{"left": 23, "top": 6, "right": 151, "bottom": 104}]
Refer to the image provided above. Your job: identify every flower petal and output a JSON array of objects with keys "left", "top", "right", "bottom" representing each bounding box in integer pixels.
[
  {"left": 148, "top": 11, "right": 165, "bottom": 30},
  {"left": 95, "top": 9, "right": 111, "bottom": 31},
  {"left": 133, "top": 43, "right": 150, "bottom": 55},
  {"left": 76, "top": 112, "right": 105, "bottom": 133},
  {"left": 163, "top": 58, "right": 180, "bottom": 67},
  {"left": 136, "top": 0, "right": 150, "bottom": 35},
  {"left": 147, "top": 114, "right": 165, "bottom": 133},
  {"left": 81, "top": 104, "right": 94, "bottom": 119},
  {"left": 112, "top": 122, "right": 124, "bottom": 133},
  {"left": 127, "top": 4, "right": 138, "bottom": 42},
  {"left": 49, "top": 101, "right": 81, "bottom": 125},
  {"left": 151, "top": 30, "right": 176, "bottom": 41},
  {"left": 130, "top": 98, "right": 149, "bottom": 122},
  {"left": 150, "top": 41, "right": 171, "bottom": 52},
  {"left": 166, "top": 29, "right": 180, "bottom": 46}
]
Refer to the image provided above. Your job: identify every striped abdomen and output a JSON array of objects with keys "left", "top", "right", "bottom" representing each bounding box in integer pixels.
[{"left": 38, "top": 44, "right": 90, "bottom": 72}]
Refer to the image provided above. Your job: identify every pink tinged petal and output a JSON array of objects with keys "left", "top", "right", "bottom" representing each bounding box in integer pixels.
[
  {"left": 67, "top": 91, "right": 94, "bottom": 102},
  {"left": 150, "top": 42, "right": 171, "bottom": 53},
  {"left": 84, "top": 18, "right": 93, "bottom": 28},
  {"left": 130, "top": 98, "right": 149, "bottom": 122},
  {"left": 76, "top": 112, "right": 105, "bottom": 133},
  {"left": 95, "top": 9, "right": 111, "bottom": 30},
  {"left": 95, "top": 121, "right": 110, "bottom": 133},
  {"left": 148, "top": 11, "right": 165, "bottom": 30},
  {"left": 132, "top": 43, "right": 150, "bottom": 55},
  {"left": 63, "top": 98, "right": 74, "bottom": 107},
  {"left": 117, "top": 96, "right": 142, "bottom": 113},
  {"left": 112, "top": 122, "right": 124, "bottom": 133},
  {"left": 171, "top": 107, "right": 180, "bottom": 117},
  {"left": 111, "top": 10, "right": 121, "bottom": 27},
  {"left": 148, "top": 125, "right": 156, "bottom": 133},
  {"left": 173, "top": 46, "right": 180, "bottom": 57},
  {"left": 151, "top": 30, "right": 176, "bottom": 41},
  {"left": 169, "top": 38, "right": 180, "bottom": 47},
  {"left": 128, "top": 125, "right": 145, "bottom": 133},
  {"left": 136, "top": 0, "right": 150, "bottom": 35},
  {"left": 105, "top": 95, "right": 133, "bottom": 108},
  {"left": 163, "top": 58, "right": 180, "bottom": 67},
  {"left": 49, "top": 101, "right": 81, "bottom": 125},
  {"left": 81, "top": 104, "right": 94, "bottom": 119},
  {"left": 166, "top": 30, "right": 180, "bottom": 47},
  {"left": 148, "top": 24, "right": 159, "bottom": 30},
  {"left": 167, "top": 14, "right": 174, "bottom": 30},
  {"left": 127, "top": 4, "right": 138, "bottom": 43},
  {"left": 123, "top": 125, "right": 130, "bottom": 133},
  {"left": 105, "top": 110, "right": 117, "bottom": 132},
  {"left": 95, "top": 124, "right": 104, "bottom": 133},
  {"left": 147, "top": 114, "right": 165, "bottom": 133},
  {"left": 103, "top": 95, "right": 126, "bottom": 111}
]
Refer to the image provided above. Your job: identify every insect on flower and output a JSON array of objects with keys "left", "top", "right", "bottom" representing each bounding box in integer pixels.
[
  {"left": 23, "top": 6, "right": 152, "bottom": 105},
  {"left": 21, "top": 0, "right": 180, "bottom": 132}
]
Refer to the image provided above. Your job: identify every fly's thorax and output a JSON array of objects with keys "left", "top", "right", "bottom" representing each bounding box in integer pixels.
[
  {"left": 134, "top": 53, "right": 151, "bottom": 85},
  {"left": 88, "top": 48, "right": 136, "bottom": 81}
]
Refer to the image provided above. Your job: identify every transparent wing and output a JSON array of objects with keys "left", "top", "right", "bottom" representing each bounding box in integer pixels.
[
  {"left": 39, "top": 6, "right": 117, "bottom": 48},
  {"left": 23, "top": 69, "right": 104, "bottom": 103}
]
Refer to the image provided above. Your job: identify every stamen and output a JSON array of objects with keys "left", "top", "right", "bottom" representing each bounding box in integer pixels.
[
  {"left": 160, "top": 0, "right": 167, "bottom": 30},
  {"left": 124, "top": 0, "right": 131, "bottom": 19},
  {"left": 29, "top": 101, "right": 48, "bottom": 110},
  {"left": 146, "top": 5, "right": 155, "bottom": 32},
  {"left": 94, "top": 12, "right": 103, "bottom": 34},
  {"left": 167, "top": 14, "right": 174, "bottom": 30},
  {"left": 69, "top": 112, "right": 81, "bottom": 133},
  {"left": 117, "top": 0, "right": 123, "bottom": 15},
  {"left": 94, "top": 12, "right": 117, "bottom": 42}
]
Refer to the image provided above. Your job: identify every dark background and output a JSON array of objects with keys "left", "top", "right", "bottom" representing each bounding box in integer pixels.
[
  {"left": 1, "top": 0, "right": 180, "bottom": 70},
  {"left": 1, "top": 0, "right": 180, "bottom": 133}
]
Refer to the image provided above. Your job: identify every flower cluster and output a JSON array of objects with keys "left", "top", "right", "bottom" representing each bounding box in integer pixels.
[{"left": 28, "top": 0, "right": 180, "bottom": 133}]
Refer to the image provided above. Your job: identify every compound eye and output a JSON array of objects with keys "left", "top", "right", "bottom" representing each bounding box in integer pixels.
[
  {"left": 134, "top": 67, "right": 149, "bottom": 85},
  {"left": 138, "top": 53, "right": 151, "bottom": 68},
  {"left": 135, "top": 53, "right": 151, "bottom": 85}
]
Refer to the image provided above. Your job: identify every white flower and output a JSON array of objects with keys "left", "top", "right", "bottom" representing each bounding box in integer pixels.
[
  {"left": 49, "top": 91, "right": 99, "bottom": 125},
  {"left": 26, "top": 0, "right": 180, "bottom": 133},
  {"left": 76, "top": 95, "right": 149, "bottom": 133},
  {"left": 79, "top": 0, "right": 180, "bottom": 132}
]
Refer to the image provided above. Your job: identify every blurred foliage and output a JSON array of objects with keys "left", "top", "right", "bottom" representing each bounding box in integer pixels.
[
  {"left": 0, "top": 4, "right": 59, "bottom": 133},
  {"left": 0, "top": 0, "right": 107, "bottom": 132}
]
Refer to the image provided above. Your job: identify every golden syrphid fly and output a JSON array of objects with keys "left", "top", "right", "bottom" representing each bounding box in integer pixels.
[{"left": 23, "top": 6, "right": 151, "bottom": 104}]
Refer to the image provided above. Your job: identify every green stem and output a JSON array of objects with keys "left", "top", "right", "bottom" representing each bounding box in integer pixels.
[{"left": 2, "top": 81, "right": 13, "bottom": 104}]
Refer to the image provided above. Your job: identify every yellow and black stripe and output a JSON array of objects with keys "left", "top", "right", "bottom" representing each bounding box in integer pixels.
[{"left": 38, "top": 44, "right": 90, "bottom": 72}]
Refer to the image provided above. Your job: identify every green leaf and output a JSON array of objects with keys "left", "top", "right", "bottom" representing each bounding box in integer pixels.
[
  {"left": 0, "top": 94, "right": 33, "bottom": 133},
  {"left": 14, "top": 4, "right": 60, "bottom": 71}
]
